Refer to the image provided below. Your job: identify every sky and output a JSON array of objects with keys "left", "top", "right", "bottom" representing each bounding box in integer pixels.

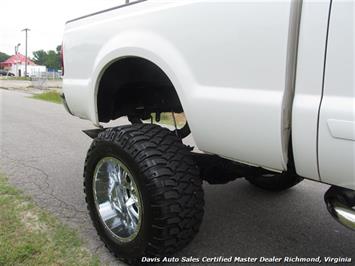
[{"left": 0, "top": 0, "right": 126, "bottom": 57}]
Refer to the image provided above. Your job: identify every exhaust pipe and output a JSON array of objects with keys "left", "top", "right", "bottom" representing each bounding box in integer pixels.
[{"left": 324, "top": 186, "right": 355, "bottom": 231}]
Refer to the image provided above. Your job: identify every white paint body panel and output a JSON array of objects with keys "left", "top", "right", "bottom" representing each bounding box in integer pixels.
[
  {"left": 292, "top": 0, "right": 331, "bottom": 181},
  {"left": 63, "top": 0, "right": 355, "bottom": 189},
  {"left": 318, "top": 1, "right": 355, "bottom": 189},
  {"left": 63, "top": 0, "right": 296, "bottom": 171}
]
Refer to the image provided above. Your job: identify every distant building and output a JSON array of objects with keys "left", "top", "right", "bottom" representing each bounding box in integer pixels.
[{"left": 0, "top": 53, "right": 46, "bottom": 77}]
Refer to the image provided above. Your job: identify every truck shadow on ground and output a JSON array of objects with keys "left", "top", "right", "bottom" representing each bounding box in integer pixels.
[{"left": 172, "top": 178, "right": 355, "bottom": 263}]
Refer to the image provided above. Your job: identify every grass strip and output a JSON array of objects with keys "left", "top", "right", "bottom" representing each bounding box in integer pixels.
[
  {"left": 0, "top": 174, "right": 100, "bottom": 266},
  {"left": 31, "top": 90, "right": 62, "bottom": 104}
]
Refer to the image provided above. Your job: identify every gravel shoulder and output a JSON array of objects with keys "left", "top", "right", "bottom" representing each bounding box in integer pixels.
[{"left": 0, "top": 79, "right": 62, "bottom": 92}]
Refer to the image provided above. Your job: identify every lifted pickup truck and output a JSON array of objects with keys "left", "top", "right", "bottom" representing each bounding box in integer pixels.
[{"left": 62, "top": 0, "right": 354, "bottom": 262}]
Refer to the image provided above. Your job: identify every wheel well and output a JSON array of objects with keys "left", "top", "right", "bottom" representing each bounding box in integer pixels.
[{"left": 97, "top": 57, "right": 183, "bottom": 122}]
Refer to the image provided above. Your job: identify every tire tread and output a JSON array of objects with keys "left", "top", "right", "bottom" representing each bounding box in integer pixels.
[{"left": 83, "top": 124, "right": 204, "bottom": 262}]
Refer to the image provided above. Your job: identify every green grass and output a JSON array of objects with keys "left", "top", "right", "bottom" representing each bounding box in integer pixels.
[
  {"left": 31, "top": 91, "right": 62, "bottom": 104},
  {"left": 0, "top": 174, "right": 100, "bottom": 266}
]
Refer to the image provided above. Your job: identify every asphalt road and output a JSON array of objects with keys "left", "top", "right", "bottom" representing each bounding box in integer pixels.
[{"left": 1, "top": 90, "right": 355, "bottom": 265}]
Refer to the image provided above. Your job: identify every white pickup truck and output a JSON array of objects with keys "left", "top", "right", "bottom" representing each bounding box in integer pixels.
[{"left": 62, "top": 0, "right": 354, "bottom": 262}]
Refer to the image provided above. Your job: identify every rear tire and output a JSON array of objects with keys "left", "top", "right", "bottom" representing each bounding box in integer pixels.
[
  {"left": 84, "top": 124, "right": 204, "bottom": 263},
  {"left": 246, "top": 172, "right": 303, "bottom": 192}
]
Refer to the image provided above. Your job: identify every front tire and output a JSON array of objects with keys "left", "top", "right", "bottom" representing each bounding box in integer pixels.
[{"left": 84, "top": 124, "right": 204, "bottom": 263}]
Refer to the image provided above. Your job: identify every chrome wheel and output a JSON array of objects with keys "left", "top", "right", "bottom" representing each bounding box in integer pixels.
[{"left": 93, "top": 157, "right": 142, "bottom": 242}]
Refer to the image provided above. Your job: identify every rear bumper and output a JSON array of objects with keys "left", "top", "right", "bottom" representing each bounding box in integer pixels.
[{"left": 60, "top": 92, "right": 73, "bottom": 116}]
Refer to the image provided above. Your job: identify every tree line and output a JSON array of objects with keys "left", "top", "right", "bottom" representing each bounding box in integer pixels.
[
  {"left": 32, "top": 45, "right": 62, "bottom": 70},
  {"left": 0, "top": 45, "right": 62, "bottom": 71},
  {"left": 0, "top": 52, "right": 10, "bottom": 62}
]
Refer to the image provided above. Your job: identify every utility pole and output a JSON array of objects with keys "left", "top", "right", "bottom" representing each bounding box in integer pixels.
[
  {"left": 14, "top": 43, "right": 21, "bottom": 77},
  {"left": 15, "top": 43, "right": 21, "bottom": 55},
  {"left": 22, "top": 28, "right": 30, "bottom": 77}
]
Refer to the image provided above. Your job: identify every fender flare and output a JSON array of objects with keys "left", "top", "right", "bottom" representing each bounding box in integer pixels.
[{"left": 88, "top": 31, "right": 197, "bottom": 125}]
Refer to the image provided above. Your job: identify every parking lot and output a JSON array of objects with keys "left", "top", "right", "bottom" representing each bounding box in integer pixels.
[{"left": 1, "top": 89, "right": 354, "bottom": 265}]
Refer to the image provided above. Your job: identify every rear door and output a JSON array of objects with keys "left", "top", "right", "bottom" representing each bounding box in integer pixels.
[{"left": 318, "top": 0, "right": 355, "bottom": 189}]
